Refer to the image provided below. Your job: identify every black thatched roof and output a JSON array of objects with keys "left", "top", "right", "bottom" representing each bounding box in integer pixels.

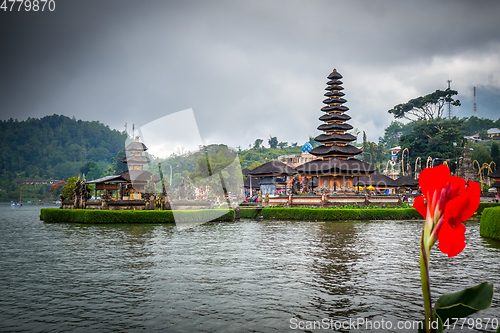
[
  {"left": 319, "top": 114, "right": 351, "bottom": 122},
  {"left": 327, "top": 69, "right": 343, "bottom": 80},
  {"left": 125, "top": 142, "right": 148, "bottom": 152},
  {"left": 323, "top": 97, "right": 347, "bottom": 105},
  {"left": 119, "top": 170, "right": 160, "bottom": 183},
  {"left": 315, "top": 133, "right": 356, "bottom": 142},
  {"left": 296, "top": 158, "right": 376, "bottom": 175},
  {"left": 309, "top": 145, "right": 362, "bottom": 157},
  {"left": 325, "top": 85, "right": 344, "bottom": 91},
  {"left": 318, "top": 123, "right": 353, "bottom": 131},
  {"left": 242, "top": 168, "right": 250, "bottom": 176},
  {"left": 488, "top": 169, "right": 500, "bottom": 178},
  {"left": 86, "top": 175, "right": 128, "bottom": 184},
  {"left": 392, "top": 175, "right": 419, "bottom": 187},
  {"left": 354, "top": 171, "right": 396, "bottom": 188},
  {"left": 321, "top": 105, "right": 349, "bottom": 112},
  {"left": 327, "top": 79, "right": 343, "bottom": 85},
  {"left": 243, "top": 175, "right": 260, "bottom": 188},
  {"left": 324, "top": 91, "right": 345, "bottom": 97},
  {"left": 248, "top": 161, "right": 297, "bottom": 176},
  {"left": 121, "top": 155, "right": 151, "bottom": 164},
  {"left": 491, "top": 181, "right": 500, "bottom": 188}
]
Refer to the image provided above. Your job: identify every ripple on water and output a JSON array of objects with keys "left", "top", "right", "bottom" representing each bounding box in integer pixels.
[{"left": 0, "top": 204, "right": 499, "bottom": 332}]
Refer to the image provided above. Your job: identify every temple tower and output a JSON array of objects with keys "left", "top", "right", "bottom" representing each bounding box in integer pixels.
[
  {"left": 296, "top": 69, "right": 375, "bottom": 193},
  {"left": 309, "top": 69, "right": 362, "bottom": 160},
  {"left": 121, "top": 142, "right": 150, "bottom": 171}
]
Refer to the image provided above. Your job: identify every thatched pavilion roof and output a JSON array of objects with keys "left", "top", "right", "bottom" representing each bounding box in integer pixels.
[
  {"left": 296, "top": 158, "right": 375, "bottom": 176},
  {"left": 248, "top": 161, "right": 297, "bottom": 177}
]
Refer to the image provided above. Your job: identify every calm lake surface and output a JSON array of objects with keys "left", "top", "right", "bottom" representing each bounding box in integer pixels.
[{"left": 0, "top": 203, "right": 499, "bottom": 332}]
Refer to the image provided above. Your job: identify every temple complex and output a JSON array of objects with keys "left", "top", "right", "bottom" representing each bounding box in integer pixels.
[{"left": 296, "top": 69, "right": 375, "bottom": 192}]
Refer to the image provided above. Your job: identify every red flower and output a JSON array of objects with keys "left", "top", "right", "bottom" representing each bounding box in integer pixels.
[{"left": 413, "top": 165, "right": 480, "bottom": 257}]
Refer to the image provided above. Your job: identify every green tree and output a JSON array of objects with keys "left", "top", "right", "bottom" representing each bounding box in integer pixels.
[
  {"left": 268, "top": 136, "right": 278, "bottom": 149},
  {"left": 278, "top": 141, "right": 288, "bottom": 149},
  {"left": 491, "top": 141, "right": 500, "bottom": 168},
  {"left": 398, "top": 118, "right": 466, "bottom": 168},
  {"left": 61, "top": 176, "right": 78, "bottom": 200},
  {"left": 388, "top": 89, "right": 460, "bottom": 121},
  {"left": 369, "top": 142, "right": 375, "bottom": 165},
  {"left": 80, "top": 161, "right": 98, "bottom": 175},
  {"left": 308, "top": 136, "right": 320, "bottom": 148},
  {"left": 471, "top": 145, "right": 491, "bottom": 166},
  {"left": 362, "top": 131, "right": 367, "bottom": 162},
  {"left": 253, "top": 139, "right": 263, "bottom": 149}
]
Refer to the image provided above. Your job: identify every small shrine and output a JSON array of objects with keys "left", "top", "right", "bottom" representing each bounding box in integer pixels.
[
  {"left": 296, "top": 69, "right": 375, "bottom": 192},
  {"left": 487, "top": 168, "right": 500, "bottom": 191},
  {"left": 248, "top": 161, "right": 297, "bottom": 195}
]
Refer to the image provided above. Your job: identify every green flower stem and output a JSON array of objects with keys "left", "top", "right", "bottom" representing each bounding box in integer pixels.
[{"left": 420, "top": 233, "right": 434, "bottom": 333}]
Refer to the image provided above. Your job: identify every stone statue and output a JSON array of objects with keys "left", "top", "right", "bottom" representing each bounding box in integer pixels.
[
  {"left": 264, "top": 193, "right": 269, "bottom": 207},
  {"left": 184, "top": 177, "right": 195, "bottom": 200},
  {"left": 145, "top": 174, "right": 156, "bottom": 194},
  {"left": 304, "top": 177, "right": 312, "bottom": 193},
  {"left": 73, "top": 176, "right": 83, "bottom": 209},
  {"left": 292, "top": 175, "right": 300, "bottom": 195},
  {"left": 178, "top": 178, "right": 186, "bottom": 200},
  {"left": 319, "top": 185, "right": 330, "bottom": 194}
]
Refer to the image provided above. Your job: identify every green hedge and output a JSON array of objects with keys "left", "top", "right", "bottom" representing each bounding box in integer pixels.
[
  {"left": 240, "top": 207, "right": 421, "bottom": 221},
  {"left": 40, "top": 208, "right": 234, "bottom": 224},
  {"left": 476, "top": 202, "right": 500, "bottom": 215},
  {"left": 239, "top": 208, "right": 260, "bottom": 219},
  {"left": 480, "top": 206, "right": 500, "bottom": 240}
]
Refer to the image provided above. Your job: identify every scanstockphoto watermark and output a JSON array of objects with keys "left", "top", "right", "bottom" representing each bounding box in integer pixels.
[{"left": 290, "top": 317, "right": 426, "bottom": 331}]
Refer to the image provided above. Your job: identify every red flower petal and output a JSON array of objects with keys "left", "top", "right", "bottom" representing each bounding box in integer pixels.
[
  {"left": 447, "top": 175, "right": 466, "bottom": 199},
  {"left": 438, "top": 220, "right": 466, "bottom": 257},
  {"left": 413, "top": 196, "right": 427, "bottom": 218},
  {"left": 444, "top": 181, "right": 481, "bottom": 227},
  {"left": 419, "top": 165, "right": 451, "bottom": 199}
]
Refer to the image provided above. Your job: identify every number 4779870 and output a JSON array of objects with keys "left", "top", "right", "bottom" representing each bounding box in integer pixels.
[{"left": 1, "top": 0, "right": 55, "bottom": 12}]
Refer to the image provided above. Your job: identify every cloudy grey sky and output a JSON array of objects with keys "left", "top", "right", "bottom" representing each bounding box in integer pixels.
[{"left": 1, "top": 0, "right": 500, "bottom": 152}]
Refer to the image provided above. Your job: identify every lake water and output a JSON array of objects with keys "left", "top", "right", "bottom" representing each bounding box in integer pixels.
[{"left": 0, "top": 203, "right": 499, "bottom": 332}]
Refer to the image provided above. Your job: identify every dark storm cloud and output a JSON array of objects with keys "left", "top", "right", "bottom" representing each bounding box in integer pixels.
[{"left": 1, "top": 0, "right": 499, "bottom": 147}]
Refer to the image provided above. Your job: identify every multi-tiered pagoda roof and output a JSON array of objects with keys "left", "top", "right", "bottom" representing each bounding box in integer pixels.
[
  {"left": 309, "top": 69, "right": 362, "bottom": 159},
  {"left": 296, "top": 69, "right": 375, "bottom": 179}
]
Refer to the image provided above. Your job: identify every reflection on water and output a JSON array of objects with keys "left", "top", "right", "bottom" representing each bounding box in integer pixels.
[{"left": 0, "top": 204, "right": 499, "bottom": 332}]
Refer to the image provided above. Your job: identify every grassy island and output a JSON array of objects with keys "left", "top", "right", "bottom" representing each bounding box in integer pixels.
[{"left": 40, "top": 203, "right": 499, "bottom": 224}]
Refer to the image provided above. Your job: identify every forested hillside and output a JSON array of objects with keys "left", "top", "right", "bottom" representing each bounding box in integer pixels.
[{"left": 0, "top": 115, "right": 127, "bottom": 201}]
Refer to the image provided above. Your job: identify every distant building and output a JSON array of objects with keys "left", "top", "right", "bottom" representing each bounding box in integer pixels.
[
  {"left": 390, "top": 146, "right": 401, "bottom": 163},
  {"left": 464, "top": 133, "right": 480, "bottom": 142},
  {"left": 487, "top": 128, "right": 500, "bottom": 140},
  {"left": 279, "top": 151, "right": 318, "bottom": 168}
]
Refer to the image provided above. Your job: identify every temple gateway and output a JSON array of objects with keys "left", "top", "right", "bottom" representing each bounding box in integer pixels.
[{"left": 296, "top": 69, "right": 376, "bottom": 193}]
